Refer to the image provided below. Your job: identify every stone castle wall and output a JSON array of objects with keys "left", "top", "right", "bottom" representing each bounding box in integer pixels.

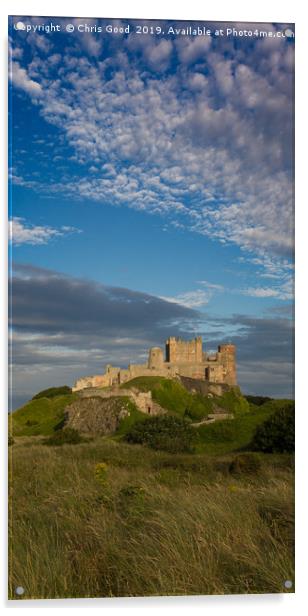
[{"left": 73, "top": 336, "right": 237, "bottom": 392}]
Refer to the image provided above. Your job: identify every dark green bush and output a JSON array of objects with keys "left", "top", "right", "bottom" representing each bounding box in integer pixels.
[
  {"left": 8, "top": 435, "right": 14, "bottom": 447},
  {"left": 229, "top": 453, "right": 262, "bottom": 475},
  {"left": 245, "top": 395, "right": 272, "bottom": 406},
  {"left": 44, "top": 427, "right": 85, "bottom": 446},
  {"left": 250, "top": 404, "right": 295, "bottom": 453},
  {"left": 125, "top": 415, "right": 198, "bottom": 453},
  {"left": 32, "top": 386, "right": 72, "bottom": 400}
]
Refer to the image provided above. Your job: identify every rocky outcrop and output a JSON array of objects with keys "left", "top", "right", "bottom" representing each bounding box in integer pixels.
[
  {"left": 78, "top": 387, "right": 165, "bottom": 416},
  {"left": 64, "top": 396, "right": 131, "bottom": 435}
]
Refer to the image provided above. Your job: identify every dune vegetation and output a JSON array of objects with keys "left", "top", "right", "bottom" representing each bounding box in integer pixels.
[{"left": 8, "top": 378, "right": 295, "bottom": 599}]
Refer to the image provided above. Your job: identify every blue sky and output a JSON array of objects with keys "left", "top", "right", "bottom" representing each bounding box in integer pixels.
[{"left": 8, "top": 16, "right": 294, "bottom": 406}]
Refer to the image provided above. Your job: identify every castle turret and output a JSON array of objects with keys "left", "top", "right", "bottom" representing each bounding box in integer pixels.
[
  {"left": 148, "top": 347, "right": 164, "bottom": 370},
  {"left": 217, "top": 344, "right": 237, "bottom": 386}
]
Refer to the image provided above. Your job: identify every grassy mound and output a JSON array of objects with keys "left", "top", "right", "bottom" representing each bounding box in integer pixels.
[
  {"left": 121, "top": 377, "right": 248, "bottom": 420},
  {"left": 32, "top": 386, "right": 72, "bottom": 400},
  {"left": 121, "top": 376, "right": 203, "bottom": 416},
  {"left": 196, "top": 398, "right": 294, "bottom": 455},
  {"left": 10, "top": 394, "right": 78, "bottom": 436}
]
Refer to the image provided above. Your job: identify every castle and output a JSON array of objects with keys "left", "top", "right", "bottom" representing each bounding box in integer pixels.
[{"left": 73, "top": 336, "right": 237, "bottom": 393}]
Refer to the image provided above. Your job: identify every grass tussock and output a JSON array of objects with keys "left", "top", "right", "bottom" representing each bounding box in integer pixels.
[{"left": 9, "top": 436, "right": 294, "bottom": 599}]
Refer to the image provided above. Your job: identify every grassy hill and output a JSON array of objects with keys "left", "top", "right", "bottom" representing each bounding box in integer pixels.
[
  {"left": 196, "top": 399, "right": 294, "bottom": 454},
  {"left": 121, "top": 376, "right": 249, "bottom": 419},
  {"left": 10, "top": 393, "right": 78, "bottom": 436},
  {"left": 10, "top": 378, "right": 293, "bottom": 458}
]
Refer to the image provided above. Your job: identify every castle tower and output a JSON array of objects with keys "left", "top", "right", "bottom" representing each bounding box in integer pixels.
[
  {"left": 165, "top": 336, "right": 203, "bottom": 364},
  {"left": 217, "top": 344, "right": 237, "bottom": 386},
  {"left": 148, "top": 347, "right": 164, "bottom": 370}
]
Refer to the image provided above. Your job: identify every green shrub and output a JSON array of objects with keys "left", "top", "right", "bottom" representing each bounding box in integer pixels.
[
  {"left": 32, "top": 386, "right": 72, "bottom": 400},
  {"left": 245, "top": 395, "right": 272, "bottom": 406},
  {"left": 43, "top": 427, "right": 85, "bottom": 446},
  {"left": 125, "top": 415, "right": 198, "bottom": 453},
  {"left": 229, "top": 453, "right": 262, "bottom": 475},
  {"left": 8, "top": 435, "right": 14, "bottom": 447},
  {"left": 250, "top": 405, "right": 295, "bottom": 453}
]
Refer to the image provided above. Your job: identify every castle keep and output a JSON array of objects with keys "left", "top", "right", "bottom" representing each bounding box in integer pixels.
[{"left": 73, "top": 337, "right": 237, "bottom": 392}]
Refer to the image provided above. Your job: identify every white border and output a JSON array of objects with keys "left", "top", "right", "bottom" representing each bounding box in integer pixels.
[
  {"left": 1, "top": 1, "right": 307, "bottom": 613},
  {"left": 0, "top": 0, "right": 298, "bottom": 21}
]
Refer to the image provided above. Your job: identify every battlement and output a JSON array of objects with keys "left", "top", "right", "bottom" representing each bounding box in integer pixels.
[{"left": 218, "top": 344, "right": 236, "bottom": 353}]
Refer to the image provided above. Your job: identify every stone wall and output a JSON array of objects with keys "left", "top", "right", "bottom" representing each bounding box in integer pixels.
[
  {"left": 72, "top": 336, "right": 237, "bottom": 392},
  {"left": 78, "top": 387, "right": 165, "bottom": 416},
  {"left": 178, "top": 375, "right": 230, "bottom": 397}
]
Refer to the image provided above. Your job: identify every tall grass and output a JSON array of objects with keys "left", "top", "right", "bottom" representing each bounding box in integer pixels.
[{"left": 9, "top": 437, "right": 294, "bottom": 599}]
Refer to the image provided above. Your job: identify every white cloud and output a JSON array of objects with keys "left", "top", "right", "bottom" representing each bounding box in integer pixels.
[
  {"left": 240, "top": 279, "right": 293, "bottom": 301},
  {"left": 9, "top": 32, "right": 294, "bottom": 298},
  {"left": 9, "top": 217, "right": 81, "bottom": 245},
  {"left": 10, "top": 61, "right": 42, "bottom": 96},
  {"left": 176, "top": 36, "right": 212, "bottom": 64},
  {"left": 187, "top": 72, "right": 208, "bottom": 91},
  {"left": 145, "top": 39, "right": 173, "bottom": 70},
  {"left": 27, "top": 32, "right": 51, "bottom": 54},
  {"left": 10, "top": 45, "right": 23, "bottom": 60},
  {"left": 160, "top": 289, "right": 212, "bottom": 308},
  {"left": 198, "top": 280, "right": 224, "bottom": 291},
  {"left": 241, "top": 287, "right": 279, "bottom": 298}
]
